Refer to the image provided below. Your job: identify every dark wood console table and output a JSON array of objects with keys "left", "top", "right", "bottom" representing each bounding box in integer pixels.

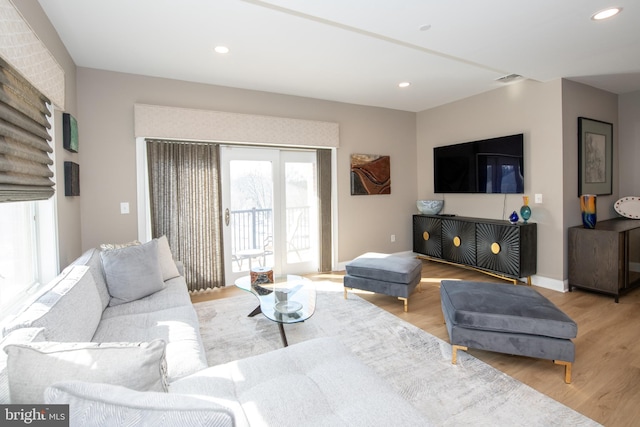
[
  {"left": 413, "top": 215, "right": 537, "bottom": 284},
  {"left": 568, "top": 218, "right": 640, "bottom": 302}
]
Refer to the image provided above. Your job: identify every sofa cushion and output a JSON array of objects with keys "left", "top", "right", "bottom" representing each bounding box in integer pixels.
[
  {"left": 440, "top": 280, "right": 578, "bottom": 339},
  {"left": 0, "top": 328, "right": 45, "bottom": 404},
  {"left": 346, "top": 253, "right": 422, "bottom": 284},
  {"left": 4, "top": 339, "right": 168, "bottom": 404},
  {"left": 171, "top": 337, "right": 430, "bottom": 426},
  {"left": 45, "top": 381, "right": 235, "bottom": 427},
  {"left": 101, "top": 239, "right": 165, "bottom": 306},
  {"left": 92, "top": 306, "right": 208, "bottom": 381},
  {"left": 157, "top": 235, "right": 181, "bottom": 281},
  {"left": 2, "top": 265, "right": 102, "bottom": 342}
]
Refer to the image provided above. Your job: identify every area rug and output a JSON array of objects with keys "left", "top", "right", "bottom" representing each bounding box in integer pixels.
[{"left": 194, "top": 287, "right": 600, "bottom": 426}]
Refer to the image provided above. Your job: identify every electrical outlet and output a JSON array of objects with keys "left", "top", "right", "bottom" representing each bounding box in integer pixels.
[
  {"left": 391, "top": 234, "right": 396, "bottom": 242},
  {"left": 120, "top": 202, "right": 130, "bottom": 214},
  {"left": 534, "top": 194, "right": 543, "bottom": 204}
]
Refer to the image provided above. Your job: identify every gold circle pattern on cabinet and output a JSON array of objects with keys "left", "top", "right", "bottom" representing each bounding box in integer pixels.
[
  {"left": 453, "top": 236, "right": 461, "bottom": 247},
  {"left": 491, "top": 242, "right": 501, "bottom": 254},
  {"left": 423, "top": 231, "right": 430, "bottom": 240}
]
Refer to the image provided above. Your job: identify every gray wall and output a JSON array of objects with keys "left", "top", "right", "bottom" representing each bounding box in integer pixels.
[
  {"left": 76, "top": 68, "right": 417, "bottom": 266},
  {"left": 619, "top": 90, "right": 640, "bottom": 196}
]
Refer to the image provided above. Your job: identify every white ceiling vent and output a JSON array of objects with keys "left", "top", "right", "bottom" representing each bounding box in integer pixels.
[{"left": 496, "top": 74, "right": 523, "bottom": 83}]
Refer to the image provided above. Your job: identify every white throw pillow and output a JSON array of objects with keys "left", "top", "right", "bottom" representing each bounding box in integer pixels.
[
  {"left": 45, "top": 381, "right": 235, "bottom": 427},
  {"left": 5, "top": 339, "right": 168, "bottom": 404},
  {"left": 101, "top": 239, "right": 165, "bottom": 306},
  {"left": 156, "top": 235, "right": 181, "bottom": 281}
]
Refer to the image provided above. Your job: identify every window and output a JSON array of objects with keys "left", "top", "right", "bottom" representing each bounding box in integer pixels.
[{"left": 0, "top": 197, "right": 58, "bottom": 322}]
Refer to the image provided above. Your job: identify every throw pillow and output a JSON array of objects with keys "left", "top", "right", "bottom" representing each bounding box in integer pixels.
[
  {"left": 100, "top": 240, "right": 141, "bottom": 251},
  {"left": 156, "top": 235, "right": 181, "bottom": 281},
  {"left": 5, "top": 339, "right": 168, "bottom": 404},
  {"left": 101, "top": 239, "right": 165, "bottom": 306},
  {"left": 45, "top": 381, "right": 235, "bottom": 427}
]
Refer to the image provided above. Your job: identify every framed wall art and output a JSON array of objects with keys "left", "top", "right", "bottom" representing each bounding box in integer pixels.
[
  {"left": 350, "top": 153, "right": 391, "bottom": 195},
  {"left": 63, "top": 112, "right": 79, "bottom": 152},
  {"left": 578, "top": 117, "right": 612, "bottom": 196},
  {"left": 64, "top": 161, "right": 80, "bottom": 196}
]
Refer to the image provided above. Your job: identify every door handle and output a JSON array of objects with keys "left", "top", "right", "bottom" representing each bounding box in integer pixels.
[{"left": 225, "top": 208, "right": 230, "bottom": 226}]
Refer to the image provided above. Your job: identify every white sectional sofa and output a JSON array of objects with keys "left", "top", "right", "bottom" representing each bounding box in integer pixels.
[{"left": 0, "top": 238, "right": 430, "bottom": 426}]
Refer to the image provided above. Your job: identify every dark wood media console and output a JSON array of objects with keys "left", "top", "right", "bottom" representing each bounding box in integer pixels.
[{"left": 413, "top": 215, "right": 537, "bottom": 283}]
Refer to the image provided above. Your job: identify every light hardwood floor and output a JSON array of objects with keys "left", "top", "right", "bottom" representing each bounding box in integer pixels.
[{"left": 191, "top": 260, "right": 640, "bottom": 426}]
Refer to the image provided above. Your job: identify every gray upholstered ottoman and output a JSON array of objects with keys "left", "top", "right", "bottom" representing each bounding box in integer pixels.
[
  {"left": 440, "top": 280, "right": 577, "bottom": 383},
  {"left": 344, "top": 253, "right": 422, "bottom": 312}
]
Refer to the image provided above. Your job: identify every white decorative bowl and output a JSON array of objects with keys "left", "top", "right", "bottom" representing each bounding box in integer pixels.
[{"left": 417, "top": 200, "right": 444, "bottom": 215}]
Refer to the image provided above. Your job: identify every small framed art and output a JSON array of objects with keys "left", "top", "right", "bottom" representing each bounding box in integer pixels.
[
  {"left": 64, "top": 161, "right": 80, "bottom": 196},
  {"left": 63, "top": 113, "right": 79, "bottom": 152},
  {"left": 578, "top": 117, "right": 613, "bottom": 196}
]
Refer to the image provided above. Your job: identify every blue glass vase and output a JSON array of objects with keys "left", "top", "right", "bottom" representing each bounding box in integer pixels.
[
  {"left": 580, "top": 194, "right": 597, "bottom": 229},
  {"left": 520, "top": 196, "right": 531, "bottom": 224},
  {"left": 509, "top": 211, "right": 519, "bottom": 224}
]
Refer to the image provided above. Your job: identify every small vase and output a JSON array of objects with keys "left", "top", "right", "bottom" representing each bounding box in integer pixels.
[
  {"left": 520, "top": 196, "right": 531, "bottom": 224},
  {"left": 509, "top": 211, "right": 519, "bottom": 224},
  {"left": 580, "top": 194, "right": 597, "bottom": 229}
]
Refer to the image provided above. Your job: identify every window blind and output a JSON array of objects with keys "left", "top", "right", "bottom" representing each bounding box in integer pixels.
[{"left": 0, "top": 56, "right": 53, "bottom": 202}]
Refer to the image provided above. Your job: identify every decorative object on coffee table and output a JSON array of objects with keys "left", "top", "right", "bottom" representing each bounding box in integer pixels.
[{"left": 580, "top": 194, "right": 597, "bottom": 229}]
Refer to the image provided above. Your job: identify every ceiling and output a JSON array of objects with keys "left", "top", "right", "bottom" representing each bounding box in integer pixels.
[{"left": 37, "top": 0, "right": 640, "bottom": 112}]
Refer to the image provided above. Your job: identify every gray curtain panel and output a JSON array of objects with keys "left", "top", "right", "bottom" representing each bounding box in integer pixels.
[
  {"left": 146, "top": 140, "right": 224, "bottom": 291},
  {"left": 0, "top": 56, "right": 54, "bottom": 202}
]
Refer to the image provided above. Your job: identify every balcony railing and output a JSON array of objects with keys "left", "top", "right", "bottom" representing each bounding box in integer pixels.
[{"left": 230, "top": 206, "right": 310, "bottom": 257}]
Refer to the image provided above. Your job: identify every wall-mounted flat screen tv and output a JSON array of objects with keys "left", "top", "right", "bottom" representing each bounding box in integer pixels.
[{"left": 434, "top": 133, "right": 524, "bottom": 194}]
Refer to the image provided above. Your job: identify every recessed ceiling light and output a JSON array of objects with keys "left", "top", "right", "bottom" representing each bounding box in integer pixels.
[
  {"left": 398, "top": 82, "right": 411, "bottom": 88},
  {"left": 591, "top": 7, "right": 622, "bottom": 20},
  {"left": 214, "top": 46, "right": 230, "bottom": 54}
]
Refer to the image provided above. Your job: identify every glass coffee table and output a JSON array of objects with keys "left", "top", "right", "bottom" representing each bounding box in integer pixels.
[{"left": 235, "top": 274, "right": 316, "bottom": 347}]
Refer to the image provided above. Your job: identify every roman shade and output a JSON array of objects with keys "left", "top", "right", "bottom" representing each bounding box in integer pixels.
[{"left": 0, "top": 56, "right": 54, "bottom": 202}]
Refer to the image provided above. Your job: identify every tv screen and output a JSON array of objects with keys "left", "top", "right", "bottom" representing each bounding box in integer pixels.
[{"left": 434, "top": 134, "right": 524, "bottom": 194}]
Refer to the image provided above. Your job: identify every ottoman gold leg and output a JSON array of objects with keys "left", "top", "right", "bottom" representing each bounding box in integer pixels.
[
  {"left": 398, "top": 297, "right": 408, "bottom": 312},
  {"left": 452, "top": 345, "right": 468, "bottom": 364},
  {"left": 554, "top": 360, "right": 572, "bottom": 384},
  {"left": 343, "top": 287, "right": 348, "bottom": 299}
]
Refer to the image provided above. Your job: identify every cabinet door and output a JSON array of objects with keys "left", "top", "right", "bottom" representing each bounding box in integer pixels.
[
  {"left": 442, "top": 219, "right": 476, "bottom": 265},
  {"left": 413, "top": 215, "right": 442, "bottom": 257},
  {"left": 476, "top": 223, "right": 520, "bottom": 277}
]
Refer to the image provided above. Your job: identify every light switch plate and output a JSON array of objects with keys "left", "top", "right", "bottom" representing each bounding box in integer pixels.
[
  {"left": 534, "top": 194, "right": 543, "bottom": 204},
  {"left": 120, "top": 202, "right": 130, "bottom": 214}
]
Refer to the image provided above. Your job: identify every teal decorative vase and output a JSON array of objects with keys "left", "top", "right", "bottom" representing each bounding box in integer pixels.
[
  {"left": 520, "top": 196, "right": 531, "bottom": 224},
  {"left": 580, "top": 194, "right": 597, "bottom": 229},
  {"left": 509, "top": 211, "right": 519, "bottom": 224}
]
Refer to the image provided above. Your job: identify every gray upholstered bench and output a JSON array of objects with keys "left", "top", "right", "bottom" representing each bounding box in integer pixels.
[
  {"left": 344, "top": 253, "right": 422, "bottom": 312},
  {"left": 440, "top": 280, "right": 577, "bottom": 383}
]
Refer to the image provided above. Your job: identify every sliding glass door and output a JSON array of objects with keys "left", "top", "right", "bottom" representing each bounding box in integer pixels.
[{"left": 220, "top": 146, "right": 318, "bottom": 284}]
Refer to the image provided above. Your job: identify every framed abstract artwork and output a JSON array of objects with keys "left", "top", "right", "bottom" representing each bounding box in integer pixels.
[
  {"left": 350, "top": 153, "right": 391, "bottom": 195},
  {"left": 578, "top": 117, "right": 612, "bottom": 196},
  {"left": 63, "top": 113, "right": 79, "bottom": 152}
]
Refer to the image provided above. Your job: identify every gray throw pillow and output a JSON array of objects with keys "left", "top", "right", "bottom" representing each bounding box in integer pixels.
[
  {"left": 156, "top": 235, "right": 181, "bottom": 281},
  {"left": 101, "top": 239, "right": 165, "bottom": 306},
  {"left": 5, "top": 339, "right": 168, "bottom": 404}
]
